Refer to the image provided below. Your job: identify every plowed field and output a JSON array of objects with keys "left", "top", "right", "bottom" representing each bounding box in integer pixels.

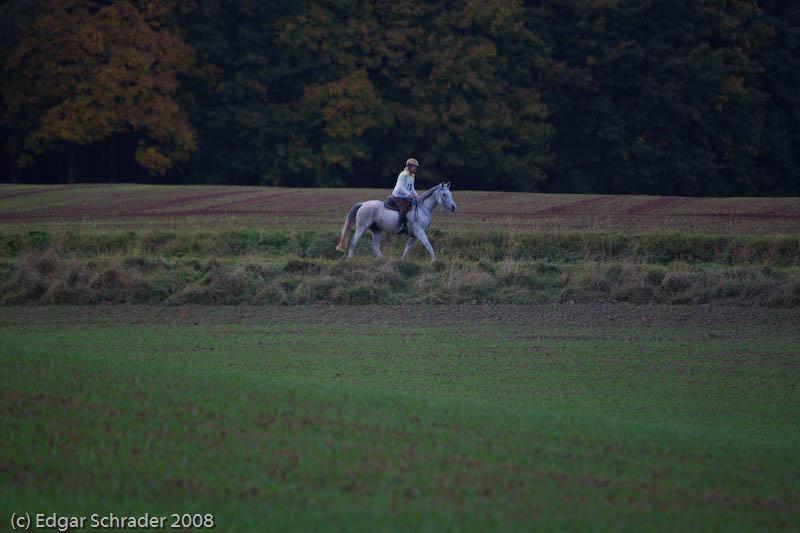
[{"left": 2, "top": 184, "right": 799, "bottom": 234}]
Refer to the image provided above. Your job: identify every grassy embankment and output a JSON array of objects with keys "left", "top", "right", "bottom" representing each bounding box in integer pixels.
[
  {"left": 2, "top": 305, "right": 798, "bottom": 531},
  {"left": 2, "top": 228, "right": 799, "bottom": 306}
]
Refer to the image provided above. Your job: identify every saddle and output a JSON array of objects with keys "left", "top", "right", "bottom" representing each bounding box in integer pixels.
[
  {"left": 383, "top": 195, "right": 399, "bottom": 211},
  {"left": 384, "top": 195, "right": 409, "bottom": 233}
]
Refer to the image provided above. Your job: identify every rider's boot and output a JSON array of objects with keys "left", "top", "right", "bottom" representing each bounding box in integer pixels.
[{"left": 396, "top": 212, "right": 408, "bottom": 234}]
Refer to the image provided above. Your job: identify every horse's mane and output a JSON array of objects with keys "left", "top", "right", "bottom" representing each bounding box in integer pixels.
[{"left": 418, "top": 184, "right": 442, "bottom": 202}]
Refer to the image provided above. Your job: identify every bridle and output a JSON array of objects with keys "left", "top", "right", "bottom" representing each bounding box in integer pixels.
[{"left": 413, "top": 184, "right": 450, "bottom": 221}]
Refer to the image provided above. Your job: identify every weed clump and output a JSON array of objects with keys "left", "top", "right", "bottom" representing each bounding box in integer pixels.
[
  {"left": 283, "top": 259, "right": 319, "bottom": 274},
  {"left": 169, "top": 261, "right": 262, "bottom": 304},
  {"left": 3, "top": 254, "right": 49, "bottom": 304},
  {"left": 42, "top": 279, "right": 94, "bottom": 304},
  {"left": 333, "top": 282, "right": 389, "bottom": 304},
  {"left": 662, "top": 268, "right": 694, "bottom": 294},
  {"left": 498, "top": 259, "right": 524, "bottom": 286},
  {"left": 291, "top": 277, "right": 338, "bottom": 304},
  {"left": 254, "top": 282, "right": 287, "bottom": 305},
  {"left": 643, "top": 265, "right": 667, "bottom": 286}
]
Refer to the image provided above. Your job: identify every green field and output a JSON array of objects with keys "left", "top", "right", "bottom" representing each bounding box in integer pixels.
[
  {"left": 2, "top": 305, "right": 799, "bottom": 531},
  {"left": 2, "top": 185, "right": 800, "bottom": 531}
]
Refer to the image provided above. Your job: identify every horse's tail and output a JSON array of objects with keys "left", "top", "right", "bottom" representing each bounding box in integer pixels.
[{"left": 336, "top": 202, "right": 363, "bottom": 252}]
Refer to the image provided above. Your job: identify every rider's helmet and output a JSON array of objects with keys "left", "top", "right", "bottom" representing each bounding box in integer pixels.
[{"left": 406, "top": 158, "right": 420, "bottom": 168}]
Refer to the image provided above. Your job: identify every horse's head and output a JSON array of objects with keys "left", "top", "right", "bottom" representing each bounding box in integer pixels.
[{"left": 437, "top": 182, "right": 457, "bottom": 212}]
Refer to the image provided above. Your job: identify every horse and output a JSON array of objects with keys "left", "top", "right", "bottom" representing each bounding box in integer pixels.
[{"left": 336, "top": 183, "right": 457, "bottom": 261}]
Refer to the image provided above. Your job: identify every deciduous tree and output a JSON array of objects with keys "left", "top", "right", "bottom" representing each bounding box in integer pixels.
[{"left": 1, "top": 0, "right": 196, "bottom": 178}]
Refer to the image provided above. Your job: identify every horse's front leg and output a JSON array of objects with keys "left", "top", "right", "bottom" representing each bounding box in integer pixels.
[
  {"left": 415, "top": 230, "right": 436, "bottom": 261},
  {"left": 404, "top": 228, "right": 436, "bottom": 261},
  {"left": 400, "top": 237, "right": 417, "bottom": 260}
]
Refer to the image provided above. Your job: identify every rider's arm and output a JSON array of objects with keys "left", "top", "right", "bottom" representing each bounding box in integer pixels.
[{"left": 408, "top": 178, "right": 418, "bottom": 198}]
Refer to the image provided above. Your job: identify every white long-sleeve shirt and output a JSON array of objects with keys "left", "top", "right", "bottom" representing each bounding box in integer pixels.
[{"left": 392, "top": 169, "right": 417, "bottom": 198}]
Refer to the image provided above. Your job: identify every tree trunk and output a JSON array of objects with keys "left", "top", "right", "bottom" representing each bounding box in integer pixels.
[
  {"left": 66, "top": 144, "right": 76, "bottom": 183},
  {"left": 11, "top": 156, "right": 19, "bottom": 183}
]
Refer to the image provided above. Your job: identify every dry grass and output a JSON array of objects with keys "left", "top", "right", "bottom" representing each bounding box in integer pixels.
[{"left": 3, "top": 246, "right": 799, "bottom": 307}]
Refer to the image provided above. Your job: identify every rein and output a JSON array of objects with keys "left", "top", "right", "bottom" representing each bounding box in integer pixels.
[
  {"left": 413, "top": 188, "right": 439, "bottom": 222},
  {"left": 411, "top": 183, "right": 450, "bottom": 222},
  {"left": 413, "top": 199, "right": 429, "bottom": 222}
]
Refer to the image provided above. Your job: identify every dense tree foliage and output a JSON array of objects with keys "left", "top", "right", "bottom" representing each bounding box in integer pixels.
[
  {"left": 1, "top": 0, "right": 195, "bottom": 181},
  {"left": 1, "top": 0, "right": 798, "bottom": 195},
  {"left": 532, "top": 0, "right": 775, "bottom": 196}
]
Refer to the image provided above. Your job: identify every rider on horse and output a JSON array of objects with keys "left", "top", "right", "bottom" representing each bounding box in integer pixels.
[{"left": 392, "top": 158, "right": 420, "bottom": 233}]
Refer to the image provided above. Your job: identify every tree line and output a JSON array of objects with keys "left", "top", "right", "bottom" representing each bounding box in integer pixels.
[{"left": 1, "top": 0, "right": 798, "bottom": 196}]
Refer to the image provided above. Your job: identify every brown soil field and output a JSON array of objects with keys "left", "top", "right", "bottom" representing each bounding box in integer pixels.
[
  {"left": 4, "top": 303, "right": 798, "bottom": 331},
  {"left": 1, "top": 184, "right": 799, "bottom": 234}
]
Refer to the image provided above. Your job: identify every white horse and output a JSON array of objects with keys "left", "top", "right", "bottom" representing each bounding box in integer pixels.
[{"left": 336, "top": 183, "right": 457, "bottom": 261}]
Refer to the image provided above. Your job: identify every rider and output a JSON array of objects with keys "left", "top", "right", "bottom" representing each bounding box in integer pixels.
[{"left": 392, "top": 158, "right": 420, "bottom": 233}]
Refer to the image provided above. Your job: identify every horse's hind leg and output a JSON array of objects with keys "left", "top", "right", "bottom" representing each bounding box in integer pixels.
[
  {"left": 400, "top": 237, "right": 417, "bottom": 260},
  {"left": 348, "top": 224, "right": 369, "bottom": 258},
  {"left": 370, "top": 229, "right": 384, "bottom": 258}
]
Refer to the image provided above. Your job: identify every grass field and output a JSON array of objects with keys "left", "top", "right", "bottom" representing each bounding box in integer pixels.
[
  {"left": 2, "top": 305, "right": 799, "bottom": 531},
  {"left": 2, "top": 184, "right": 800, "bottom": 531}
]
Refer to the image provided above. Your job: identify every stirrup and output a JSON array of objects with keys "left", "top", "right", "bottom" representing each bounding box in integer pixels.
[{"left": 396, "top": 225, "right": 408, "bottom": 234}]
